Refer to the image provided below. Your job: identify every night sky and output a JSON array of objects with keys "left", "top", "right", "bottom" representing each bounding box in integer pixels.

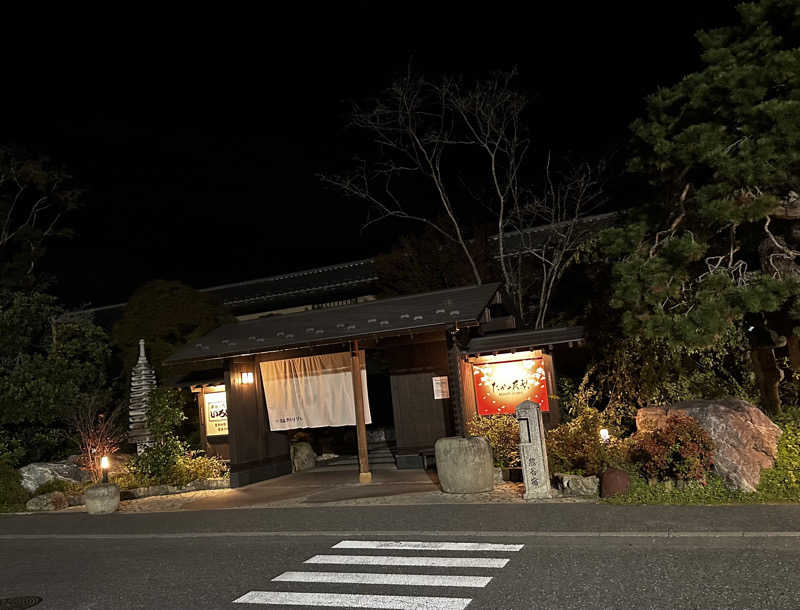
[{"left": 2, "top": 2, "right": 739, "bottom": 307}]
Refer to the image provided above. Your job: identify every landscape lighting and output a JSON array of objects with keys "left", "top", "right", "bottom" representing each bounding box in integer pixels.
[
  {"left": 241, "top": 371, "right": 254, "bottom": 384},
  {"left": 599, "top": 429, "right": 610, "bottom": 443},
  {"left": 101, "top": 455, "right": 110, "bottom": 484}
]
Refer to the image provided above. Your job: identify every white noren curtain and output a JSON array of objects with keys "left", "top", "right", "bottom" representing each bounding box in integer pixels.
[{"left": 260, "top": 351, "right": 371, "bottom": 431}]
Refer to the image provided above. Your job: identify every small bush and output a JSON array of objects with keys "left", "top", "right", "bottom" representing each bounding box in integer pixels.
[
  {"left": 169, "top": 451, "right": 228, "bottom": 487},
  {"left": 630, "top": 414, "right": 714, "bottom": 482},
  {"left": 756, "top": 406, "right": 800, "bottom": 500},
  {"left": 545, "top": 408, "right": 628, "bottom": 475},
  {"left": 124, "top": 436, "right": 187, "bottom": 485},
  {"left": 148, "top": 388, "right": 188, "bottom": 439},
  {"left": 0, "top": 462, "right": 29, "bottom": 511},
  {"left": 33, "top": 478, "right": 91, "bottom": 497},
  {"left": 466, "top": 414, "right": 520, "bottom": 467}
]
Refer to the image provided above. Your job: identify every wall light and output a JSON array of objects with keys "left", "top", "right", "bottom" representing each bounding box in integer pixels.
[
  {"left": 599, "top": 428, "right": 610, "bottom": 443},
  {"left": 241, "top": 371, "right": 254, "bottom": 384}
]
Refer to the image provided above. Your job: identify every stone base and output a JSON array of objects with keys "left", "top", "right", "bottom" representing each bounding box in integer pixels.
[
  {"left": 359, "top": 472, "right": 373, "bottom": 484},
  {"left": 84, "top": 484, "right": 120, "bottom": 515}
]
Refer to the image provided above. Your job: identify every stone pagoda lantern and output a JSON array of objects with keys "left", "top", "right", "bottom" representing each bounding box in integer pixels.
[{"left": 128, "top": 339, "right": 156, "bottom": 453}]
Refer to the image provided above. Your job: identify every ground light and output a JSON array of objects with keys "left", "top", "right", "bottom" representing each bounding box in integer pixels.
[
  {"left": 600, "top": 428, "right": 610, "bottom": 443},
  {"left": 100, "top": 455, "right": 110, "bottom": 484}
]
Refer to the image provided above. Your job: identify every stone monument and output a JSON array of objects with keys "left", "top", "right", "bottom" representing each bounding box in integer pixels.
[
  {"left": 515, "top": 400, "right": 551, "bottom": 499},
  {"left": 128, "top": 339, "right": 156, "bottom": 453}
]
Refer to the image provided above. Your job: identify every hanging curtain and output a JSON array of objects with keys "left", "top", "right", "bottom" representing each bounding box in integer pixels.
[{"left": 260, "top": 350, "right": 371, "bottom": 431}]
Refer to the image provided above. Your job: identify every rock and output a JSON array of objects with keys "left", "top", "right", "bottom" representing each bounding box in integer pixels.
[
  {"left": 26, "top": 491, "right": 68, "bottom": 512},
  {"left": 636, "top": 399, "right": 782, "bottom": 492},
  {"left": 67, "top": 494, "right": 85, "bottom": 507},
  {"left": 493, "top": 467, "right": 504, "bottom": 485},
  {"left": 435, "top": 436, "right": 494, "bottom": 493},
  {"left": 553, "top": 473, "right": 599, "bottom": 496},
  {"left": 18, "top": 462, "right": 85, "bottom": 494},
  {"left": 600, "top": 468, "right": 631, "bottom": 498},
  {"left": 85, "top": 484, "right": 120, "bottom": 515},
  {"left": 290, "top": 442, "right": 317, "bottom": 472}
]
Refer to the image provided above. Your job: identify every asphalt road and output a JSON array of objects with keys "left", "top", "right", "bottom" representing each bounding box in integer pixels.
[{"left": 2, "top": 505, "right": 800, "bottom": 609}]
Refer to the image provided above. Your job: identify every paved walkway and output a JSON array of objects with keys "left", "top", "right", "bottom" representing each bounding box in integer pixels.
[{"left": 120, "top": 463, "right": 559, "bottom": 513}]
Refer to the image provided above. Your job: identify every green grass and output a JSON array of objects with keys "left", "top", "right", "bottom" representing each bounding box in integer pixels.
[{"left": 603, "top": 474, "right": 800, "bottom": 505}]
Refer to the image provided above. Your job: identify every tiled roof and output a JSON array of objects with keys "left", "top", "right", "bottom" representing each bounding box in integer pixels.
[
  {"left": 199, "top": 259, "right": 378, "bottom": 310},
  {"left": 165, "top": 283, "right": 501, "bottom": 365},
  {"left": 490, "top": 212, "right": 618, "bottom": 254},
  {"left": 465, "top": 326, "right": 584, "bottom": 354}
]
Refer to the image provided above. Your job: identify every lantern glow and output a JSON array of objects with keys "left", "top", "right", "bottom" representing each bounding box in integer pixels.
[
  {"left": 600, "top": 428, "right": 610, "bottom": 442},
  {"left": 100, "top": 456, "right": 110, "bottom": 470}
]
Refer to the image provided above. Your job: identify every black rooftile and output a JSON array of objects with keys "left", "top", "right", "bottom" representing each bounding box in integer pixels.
[
  {"left": 466, "top": 326, "right": 584, "bottom": 354},
  {"left": 165, "top": 283, "right": 501, "bottom": 365}
]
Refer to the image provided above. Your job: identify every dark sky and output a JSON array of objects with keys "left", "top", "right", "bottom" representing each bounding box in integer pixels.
[{"left": 1, "top": 2, "right": 739, "bottom": 306}]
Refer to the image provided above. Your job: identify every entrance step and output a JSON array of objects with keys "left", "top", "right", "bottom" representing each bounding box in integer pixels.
[{"left": 316, "top": 441, "right": 397, "bottom": 467}]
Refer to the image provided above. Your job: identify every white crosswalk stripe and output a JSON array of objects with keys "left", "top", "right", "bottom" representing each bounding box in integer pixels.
[
  {"left": 332, "top": 540, "right": 523, "bottom": 552},
  {"left": 305, "top": 555, "right": 510, "bottom": 568},
  {"left": 232, "top": 538, "right": 523, "bottom": 607},
  {"left": 273, "top": 571, "right": 492, "bottom": 588},
  {"left": 233, "top": 591, "right": 473, "bottom": 609}
]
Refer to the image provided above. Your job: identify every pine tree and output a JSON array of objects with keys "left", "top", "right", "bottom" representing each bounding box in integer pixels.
[{"left": 607, "top": 0, "right": 800, "bottom": 414}]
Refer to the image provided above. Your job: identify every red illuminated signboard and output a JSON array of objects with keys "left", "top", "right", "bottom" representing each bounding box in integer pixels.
[{"left": 473, "top": 358, "right": 549, "bottom": 415}]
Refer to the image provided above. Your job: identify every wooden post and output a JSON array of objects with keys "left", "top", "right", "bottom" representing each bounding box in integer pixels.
[{"left": 351, "top": 340, "right": 371, "bottom": 483}]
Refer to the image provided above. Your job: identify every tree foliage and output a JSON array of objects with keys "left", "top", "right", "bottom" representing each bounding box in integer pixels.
[
  {"left": 0, "top": 149, "right": 81, "bottom": 290},
  {"left": 112, "top": 280, "right": 231, "bottom": 380},
  {"left": 0, "top": 291, "right": 110, "bottom": 464},
  {"left": 607, "top": 0, "right": 800, "bottom": 412}
]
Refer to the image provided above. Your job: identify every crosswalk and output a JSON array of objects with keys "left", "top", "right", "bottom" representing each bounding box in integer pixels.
[{"left": 232, "top": 538, "right": 523, "bottom": 608}]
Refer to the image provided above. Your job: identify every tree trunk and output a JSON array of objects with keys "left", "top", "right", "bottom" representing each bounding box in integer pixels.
[{"left": 750, "top": 348, "right": 782, "bottom": 416}]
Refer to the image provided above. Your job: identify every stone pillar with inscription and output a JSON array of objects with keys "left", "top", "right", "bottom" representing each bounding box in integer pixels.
[{"left": 515, "top": 400, "right": 552, "bottom": 499}]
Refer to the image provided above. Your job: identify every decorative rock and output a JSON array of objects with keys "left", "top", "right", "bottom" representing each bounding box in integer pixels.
[
  {"left": 553, "top": 473, "right": 599, "bottom": 497},
  {"left": 25, "top": 491, "right": 68, "bottom": 512},
  {"left": 435, "top": 436, "right": 494, "bottom": 493},
  {"left": 493, "top": 467, "right": 504, "bottom": 485},
  {"left": 18, "top": 462, "right": 85, "bottom": 494},
  {"left": 600, "top": 468, "right": 631, "bottom": 498},
  {"left": 291, "top": 442, "right": 317, "bottom": 472},
  {"left": 84, "top": 483, "right": 120, "bottom": 515},
  {"left": 637, "top": 399, "right": 782, "bottom": 492}
]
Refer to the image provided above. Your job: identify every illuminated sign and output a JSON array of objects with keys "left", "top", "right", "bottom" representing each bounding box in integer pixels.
[
  {"left": 473, "top": 358, "right": 549, "bottom": 415},
  {"left": 204, "top": 391, "right": 229, "bottom": 436}
]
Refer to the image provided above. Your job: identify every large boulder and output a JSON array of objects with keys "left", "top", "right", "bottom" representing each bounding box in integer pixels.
[
  {"left": 18, "top": 462, "right": 88, "bottom": 494},
  {"left": 636, "top": 399, "right": 782, "bottom": 492},
  {"left": 435, "top": 436, "right": 494, "bottom": 493},
  {"left": 26, "top": 491, "right": 68, "bottom": 512}
]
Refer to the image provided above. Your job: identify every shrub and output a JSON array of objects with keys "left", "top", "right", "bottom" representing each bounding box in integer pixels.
[
  {"left": 466, "top": 414, "right": 520, "bottom": 467},
  {"left": 169, "top": 451, "right": 228, "bottom": 487},
  {"left": 33, "top": 478, "right": 91, "bottom": 497},
  {"left": 630, "top": 414, "right": 713, "bottom": 482},
  {"left": 0, "top": 462, "right": 29, "bottom": 510},
  {"left": 70, "top": 395, "right": 122, "bottom": 483},
  {"left": 124, "top": 436, "right": 187, "bottom": 485},
  {"left": 545, "top": 408, "right": 629, "bottom": 475},
  {"left": 148, "top": 388, "right": 188, "bottom": 440},
  {"left": 756, "top": 406, "right": 800, "bottom": 500}
]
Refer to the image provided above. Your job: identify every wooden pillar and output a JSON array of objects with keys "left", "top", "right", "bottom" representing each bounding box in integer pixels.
[{"left": 351, "top": 340, "right": 371, "bottom": 483}]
